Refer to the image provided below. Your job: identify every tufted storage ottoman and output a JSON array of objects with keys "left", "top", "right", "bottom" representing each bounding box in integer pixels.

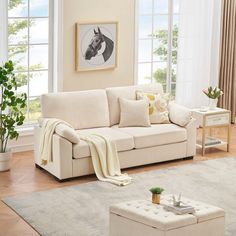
[{"left": 109, "top": 195, "right": 225, "bottom": 236}]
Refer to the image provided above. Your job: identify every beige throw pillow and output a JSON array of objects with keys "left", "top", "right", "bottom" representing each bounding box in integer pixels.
[
  {"left": 136, "top": 91, "right": 170, "bottom": 124},
  {"left": 119, "top": 98, "right": 151, "bottom": 127}
]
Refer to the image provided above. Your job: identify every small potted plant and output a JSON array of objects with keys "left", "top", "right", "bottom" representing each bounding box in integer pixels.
[
  {"left": 0, "top": 61, "right": 27, "bottom": 171},
  {"left": 149, "top": 187, "right": 164, "bottom": 204},
  {"left": 202, "top": 86, "right": 223, "bottom": 110}
]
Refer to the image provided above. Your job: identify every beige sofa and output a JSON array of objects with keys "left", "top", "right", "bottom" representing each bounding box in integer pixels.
[{"left": 34, "top": 84, "right": 196, "bottom": 180}]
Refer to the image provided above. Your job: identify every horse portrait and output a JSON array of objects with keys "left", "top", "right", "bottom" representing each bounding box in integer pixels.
[
  {"left": 76, "top": 22, "right": 117, "bottom": 71},
  {"left": 84, "top": 27, "right": 114, "bottom": 63}
]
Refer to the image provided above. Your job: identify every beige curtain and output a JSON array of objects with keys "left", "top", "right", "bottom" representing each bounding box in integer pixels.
[{"left": 218, "top": 0, "right": 236, "bottom": 123}]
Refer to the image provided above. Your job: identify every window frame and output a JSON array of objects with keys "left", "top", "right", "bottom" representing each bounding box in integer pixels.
[
  {"left": 6, "top": 0, "right": 54, "bottom": 126},
  {"left": 0, "top": 0, "right": 8, "bottom": 63},
  {"left": 135, "top": 0, "right": 178, "bottom": 96}
]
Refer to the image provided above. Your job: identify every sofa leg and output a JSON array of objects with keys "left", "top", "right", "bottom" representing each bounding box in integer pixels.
[
  {"left": 54, "top": 176, "right": 66, "bottom": 182},
  {"left": 35, "top": 163, "right": 43, "bottom": 170},
  {"left": 35, "top": 164, "right": 66, "bottom": 182},
  {"left": 183, "top": 156, "right": 194, "bottom": 160}
]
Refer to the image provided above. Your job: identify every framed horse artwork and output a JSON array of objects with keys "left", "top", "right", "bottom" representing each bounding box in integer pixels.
[{"left": 75, "top": 21, "right": 118, "bottom": 71}]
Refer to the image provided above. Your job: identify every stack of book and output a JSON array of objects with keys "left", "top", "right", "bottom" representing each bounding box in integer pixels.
[
  {"left": 197, "top": 136, "right": 222, "bottom": 146},
  {"left": 163, "top": 204, "right": 195, "bottom": 215}
]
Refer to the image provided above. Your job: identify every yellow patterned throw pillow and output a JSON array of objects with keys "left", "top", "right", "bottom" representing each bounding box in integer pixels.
[{"left": 136, "top": 91, "right": 170, "bottom": 124}]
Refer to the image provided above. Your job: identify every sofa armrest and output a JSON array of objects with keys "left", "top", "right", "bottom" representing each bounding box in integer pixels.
[
  {"left": 168, "top": 102, "right": 192, "bottom": 127},
  {"left": 34, "top": 126, "right": 73, "bottom": 179},
  {"left": 38, "top": 117, "right": 79, "bottom": 144},
  {"left": 55, "top": 124, "right": 79, "bottom": 144}
]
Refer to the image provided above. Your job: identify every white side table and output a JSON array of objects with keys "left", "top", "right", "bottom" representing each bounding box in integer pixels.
[{"left": 192, "top": 108, "right": 231, "bottom": 156}]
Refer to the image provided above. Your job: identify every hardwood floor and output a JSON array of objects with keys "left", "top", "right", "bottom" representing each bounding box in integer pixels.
[{"left": 0, "top": 125, "right": 235, "bottom": 236}]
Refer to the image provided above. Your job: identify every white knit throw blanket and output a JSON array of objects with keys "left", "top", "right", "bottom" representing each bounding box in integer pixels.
[
  {"left": 39, "top": 118, "right": 72, "bottom": 165},
  {"left": 79, "top": 134, "right": 133, "bottom": 186}
]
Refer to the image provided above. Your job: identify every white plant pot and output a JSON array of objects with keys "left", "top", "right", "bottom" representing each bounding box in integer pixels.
[{"left": 0, "top": 151, "right": 12, "bottom": 171}]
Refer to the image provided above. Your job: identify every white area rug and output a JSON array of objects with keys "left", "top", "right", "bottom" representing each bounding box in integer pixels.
[{"left": 3, "top": 157, "right": 236, "bottom": 236}]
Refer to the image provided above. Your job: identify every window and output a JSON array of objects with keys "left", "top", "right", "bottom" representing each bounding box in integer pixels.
[
  {"left": 7, "top": 0, "right": 53, "bottom": 125},
  {"left": 136, "top": 0, "right": 179, "bottom": 97}
]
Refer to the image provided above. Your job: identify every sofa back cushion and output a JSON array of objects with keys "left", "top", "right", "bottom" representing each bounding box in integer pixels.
[
  {"left": 41, "top": 90, "right": 110, "bottom": 129},
  {"left": 136, "top": 83, "right": 163, "bottom": 95},
  {"left": 106, "top": 83, "right": 163, "bottom": 126}
]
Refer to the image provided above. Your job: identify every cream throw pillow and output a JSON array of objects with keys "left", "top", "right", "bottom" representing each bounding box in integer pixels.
[
  {"left": 136, "top": 91, "right": 170, "bottom": 124},
  {"left": 119, "top": 98, "right": 151, "bottom": 127}
]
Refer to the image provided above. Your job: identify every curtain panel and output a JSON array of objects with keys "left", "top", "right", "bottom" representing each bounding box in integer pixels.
[
  {"left": 176, "top": 0, "right": 222, "bottom": 108},
  {"left": 218, "top": 0, "right": 236, "bottom": 123}
]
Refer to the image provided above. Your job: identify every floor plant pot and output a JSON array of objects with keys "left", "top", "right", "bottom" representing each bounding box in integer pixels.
[
  {"left": 0, "top": 151, "right": 12, "bottom": 171},
  {"left": 152, "top": 194, "right": 161, "bottom": 204}
]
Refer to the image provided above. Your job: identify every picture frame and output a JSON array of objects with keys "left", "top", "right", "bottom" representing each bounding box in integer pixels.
[{"left": 75, "top": 21, "right": 118, "bottom": 72}]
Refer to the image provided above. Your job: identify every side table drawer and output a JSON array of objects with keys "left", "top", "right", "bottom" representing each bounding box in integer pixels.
[{"left": 205, "top": 113, "right": 230, "bottom": 126}]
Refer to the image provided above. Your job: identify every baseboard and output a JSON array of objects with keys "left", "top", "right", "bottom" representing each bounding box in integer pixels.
[
  {"left": 8, "top": 133, "right": 34, "bottom": 153},
  {"left": 9, "top": 143, "right": 34, "bottom": 153}
]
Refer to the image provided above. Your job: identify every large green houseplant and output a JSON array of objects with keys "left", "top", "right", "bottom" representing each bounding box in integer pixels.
[{"left": 0, "top": 60, "right": 27, "bottom": 171}]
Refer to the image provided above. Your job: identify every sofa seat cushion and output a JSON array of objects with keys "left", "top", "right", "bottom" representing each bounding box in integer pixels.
[
  {"left": 73, "top": 128, "right": 135, "bottom": 159},
  {"left": 112, "top": 124, "right": 187, "bottom": 149}
]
